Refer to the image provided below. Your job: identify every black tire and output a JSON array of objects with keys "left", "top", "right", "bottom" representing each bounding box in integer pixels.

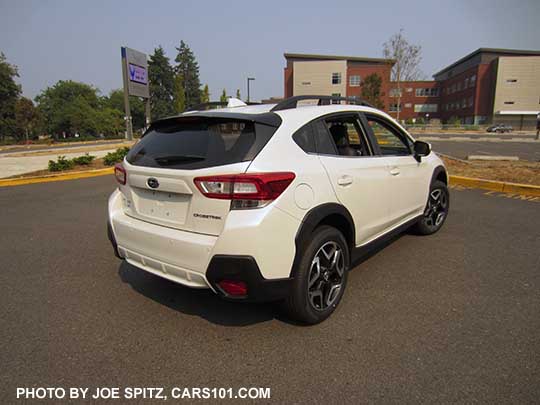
[
  {"left": 412, "top": 180, "right": 450, "bottom": 235},
  {"left": 282, "top": 226, "right": 349, "bottom": 325}
]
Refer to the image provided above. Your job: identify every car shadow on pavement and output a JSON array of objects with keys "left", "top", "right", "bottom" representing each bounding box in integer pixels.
[
  {"left": 117, "top": 230, "right": 408, "bottom": 327},
  {"left": 118, "top": 261, "right": 280, "bottom": 327},
  {"left": 350, "top": 231, "right": 406, "bottom": 270}
]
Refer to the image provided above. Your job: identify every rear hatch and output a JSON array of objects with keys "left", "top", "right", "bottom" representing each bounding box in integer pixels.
[{"left": 118, "top": 114, "right": 279, "bottom": 236}]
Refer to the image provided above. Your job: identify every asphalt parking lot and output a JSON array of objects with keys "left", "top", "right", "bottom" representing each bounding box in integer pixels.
[
  {"left": 428, "top": 140, "right": 540, "bottom": 161},
  {"left": 1, "top": 176, "right": 539, "bottom": 403}
]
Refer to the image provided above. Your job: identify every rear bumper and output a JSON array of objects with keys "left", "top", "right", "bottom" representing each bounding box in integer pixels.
[
  {"left": 107, "top": 189, "right": 297, "bottom": 301},
  {"left": 206, "top": 255, "right": 293, "bottom": 302},
  {"left": 107, "top": 220, "right": 293, "bottom": 300}
]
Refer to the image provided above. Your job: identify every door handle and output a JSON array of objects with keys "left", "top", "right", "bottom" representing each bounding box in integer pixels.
[
  {"left": 337, "top": 176, "right": 353, "bottom": 186},
  {"left": 389, "top": 167, "right": 400, "bottom": 176}
]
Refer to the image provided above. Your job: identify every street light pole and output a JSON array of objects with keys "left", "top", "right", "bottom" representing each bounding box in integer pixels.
[{"left": 247, "top": 77, "right": 255, "bottom": 103}]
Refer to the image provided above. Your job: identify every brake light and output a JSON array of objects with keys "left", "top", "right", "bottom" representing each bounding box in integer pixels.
[
  {"left": 114, "top": 163, "right": 126, "bottom": 185},
  {"left": 194, "top": 172, "right": 295, "bottom": 209}
]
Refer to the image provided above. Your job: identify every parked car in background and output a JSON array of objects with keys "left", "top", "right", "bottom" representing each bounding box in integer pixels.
[{"left": 487, "top": 124, "right": 513, "bottom": 133}]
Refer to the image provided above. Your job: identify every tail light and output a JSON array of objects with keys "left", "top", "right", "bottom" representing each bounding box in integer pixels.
[
  {"left": 194, "top": 172, "right": 295, "bottom": 209},
  {"left": 114, "top": 163, "right": 126, "bottom": 185}
]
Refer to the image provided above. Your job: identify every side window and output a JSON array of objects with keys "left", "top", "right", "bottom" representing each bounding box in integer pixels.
[
  {"left": 323, "top": 115, "right": 372, "bottom": 157},
  {"left": 292, "top": 123, "right": 316, "bottom": 153},
  {"left": 366, "top": 115, "right": 412, "bottom": 156},
  {"left": 312, "top": 121, "right": 338, "bottom": 155}
]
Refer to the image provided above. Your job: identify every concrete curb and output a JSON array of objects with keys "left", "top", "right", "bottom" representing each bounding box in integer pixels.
[
  {"left": 449, "top": 175, "right": 540, "bottom": 197},
  {"left": 0, "top": 168, "right": 114, "bottom": 187},
  {"left": 467, "top": 155, "right": 519, "bottom": 161}
]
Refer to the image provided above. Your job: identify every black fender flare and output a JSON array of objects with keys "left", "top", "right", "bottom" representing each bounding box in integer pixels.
[
  {"left": 290, "top": 203, "right": 355, "bottom": 278},
  {"left": 431, "top": 165, "right": 448, "bottom": 185}
]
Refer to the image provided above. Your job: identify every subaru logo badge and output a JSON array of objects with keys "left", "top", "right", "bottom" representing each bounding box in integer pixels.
[{"left": 147, "top": 177, "right": 159, "bottom": 189}]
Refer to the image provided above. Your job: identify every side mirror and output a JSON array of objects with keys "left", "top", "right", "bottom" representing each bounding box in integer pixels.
[{"left": 414, "top": 140, "right": 431, "bottom": 162}]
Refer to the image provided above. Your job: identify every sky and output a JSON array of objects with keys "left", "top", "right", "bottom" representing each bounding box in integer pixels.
[{"left": 1, "top": 0, "right": 539, "bottom": 102}]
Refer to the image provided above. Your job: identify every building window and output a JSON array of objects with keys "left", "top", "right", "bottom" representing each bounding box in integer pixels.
[
  {"left": 389, "top": 103, "right": 401, "bottom": 112},
  {"left": 331, "top": 93, "right": 341, "bottom": 104},
  {"left": 404, "top": 103, "right": 412, "bottom": 108},
  {"left": 464, "top": 78, "right": 469, "bottom": 88},
  {"left": 389, "top": 88, "right": 403, "bottom": 97},
  {"left": 462, "top": 98, "right": 467, "bottom": 108},
  {"left": 349, "top": 75, "right": 361, "bottom": 86},
  {"left": 506, "top": 79, "right": 517, "bottom": 83},
  {"left": 332, "top": 72, "right": 341, "bottom": 85},
  {"left": 415, "top": 88, "right": 439, "bottom": 97},
  {"left": 414, "top": 104, "right": 438, "bottom": 113},
  {"left": 470, "top": 75, "right": 476, "bottom": 87},
  {"left": 468, "top": 97, "right": 474, "bottom": 107},
  {"left": 456, "top": 82, "right": 462, "bottom": 91}
]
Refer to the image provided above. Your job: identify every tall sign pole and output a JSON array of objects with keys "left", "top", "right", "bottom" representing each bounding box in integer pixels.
[
  {"left": 121, "top": 47, "right": 150, "bottom": 140},
  {"left": 121, "top": 48, "right": 133, "bottom": 140}
]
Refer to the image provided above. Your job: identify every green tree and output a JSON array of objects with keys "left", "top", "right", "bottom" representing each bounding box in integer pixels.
[
  {"left": 173, "top": 74, "right": 186, "bottom": 113},
  {"left": 201, "top": 84, "right": 210, "bottom": 103},
  {"left": 220, "top": 89, "right": 227, "bottom": 103},
  {"left": 361, "top": 73, "right": 385, "bottom": 110},
  {"left": 105, "top": 89, "right": 145, "bottom": 130},
  {"left": 235, "top": 89, "right": 241, "bottom": 99},
  {"left": 148, "top": 46, "right": 175, "bottom": 120},
  {"left": 174, "top": 40, "right": 201, "bottom": 109},
  {"left": 15, "top": 97, "right": 42, "bottom": 141},
  {"left": 0, "top": 52, "right": 22, "bottom": 141},
  {"left": 35, "top": 80, "right": 101, "bottom": 137},
  {"left": 94, "top": 108, "right": 124, "bottom": 136}
]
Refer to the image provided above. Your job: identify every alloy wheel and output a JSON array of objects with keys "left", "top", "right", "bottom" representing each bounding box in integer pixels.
[
  {"left": 424, "top": 188, "right": 448, "bottom": 228},
  {"left": 307, "top": 241, "right": 345, "bottom": 311}
]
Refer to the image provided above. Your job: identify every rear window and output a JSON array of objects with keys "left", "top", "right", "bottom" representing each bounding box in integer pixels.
[{"left": 127, "top": 117, "right": 277, "bottom": 169}]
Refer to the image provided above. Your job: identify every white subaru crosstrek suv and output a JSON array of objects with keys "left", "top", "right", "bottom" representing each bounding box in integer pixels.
[{"left": 108, "top": 96, "right": 449, "bottom": 324}]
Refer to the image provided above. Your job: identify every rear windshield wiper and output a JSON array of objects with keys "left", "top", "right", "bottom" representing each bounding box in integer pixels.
[{"left": 154, "top": 155, "right": 206, "bottom": 165}]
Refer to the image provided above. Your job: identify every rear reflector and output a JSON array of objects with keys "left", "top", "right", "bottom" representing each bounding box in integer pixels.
[
  {"left": 114, "top": 163, "right": 126, "bottom": 185},
  {"left": 194, "top": 172, "right": 295, "bottom": 209},
  {"left": 218, "top": 280, "right": 248, "bottom": 296}
]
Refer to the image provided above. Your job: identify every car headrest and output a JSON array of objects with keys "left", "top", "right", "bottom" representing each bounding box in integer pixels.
[{"left": 329, "top": 124, "right": 349, "bottom": 146}]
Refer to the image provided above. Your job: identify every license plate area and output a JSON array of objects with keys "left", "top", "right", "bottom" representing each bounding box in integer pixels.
[{"left": 132, "top": 188, "right": 190, "bottom": 225}]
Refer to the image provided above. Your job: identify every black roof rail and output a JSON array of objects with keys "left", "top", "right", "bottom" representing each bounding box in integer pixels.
[
  {"left": 185, "top": 101, "right": 229, "bottom": 112},
  {"left": 270, "top": 95, "right": 374, "bottom": 112}
]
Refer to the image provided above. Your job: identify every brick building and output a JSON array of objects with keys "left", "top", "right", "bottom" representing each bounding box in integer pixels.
[{"left": 283, "top": 48, "right": 540, "bottom": 127}]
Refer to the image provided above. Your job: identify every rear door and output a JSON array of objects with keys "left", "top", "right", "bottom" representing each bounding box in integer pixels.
[
  {"left": 364, "top": 113, "right": 429, "bottom": 223},
  {"left": 314, "top": 113, "right": 395, "bottom": 245},
  {"left": 119, "top": 116, "right": 277, "bottom": 236}
]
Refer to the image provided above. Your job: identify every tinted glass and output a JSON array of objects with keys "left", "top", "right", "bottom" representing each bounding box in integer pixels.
[
  {"left": 127, "top": 117, "right": 275, "bottom": 169},
  {"left": 323, "top": 115, "right": 371, "bottom": 156},
  {"left": 366, "top": 116, "right": 412, "bottom": 156},
  {"left": 292, "top": 123, "right": 316, "bottom": 153},
  {"left": 312, "top": 121, "right": 338, "bottom": 155}
]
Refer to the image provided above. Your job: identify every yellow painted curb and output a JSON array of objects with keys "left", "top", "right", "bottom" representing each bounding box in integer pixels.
[
  {"left": 0, "top": 167, "right": 114, "bottom": 187},
  {"left": 449, "top": 175, "right": 540, "bottom": 197}
]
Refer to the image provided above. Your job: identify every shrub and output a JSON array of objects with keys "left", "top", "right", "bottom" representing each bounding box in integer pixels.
[
  {"left": 72, "top": 153, "right": 95, "bottom": 165},
  {"left": 104, "top": 147, "right": 130, "bottom": 166},
  {"left": 448, "top": 116, "right": 461, "bottom": 126},
  {"left": 48, "top": 156, "right": 75, "bottom": 172}
]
